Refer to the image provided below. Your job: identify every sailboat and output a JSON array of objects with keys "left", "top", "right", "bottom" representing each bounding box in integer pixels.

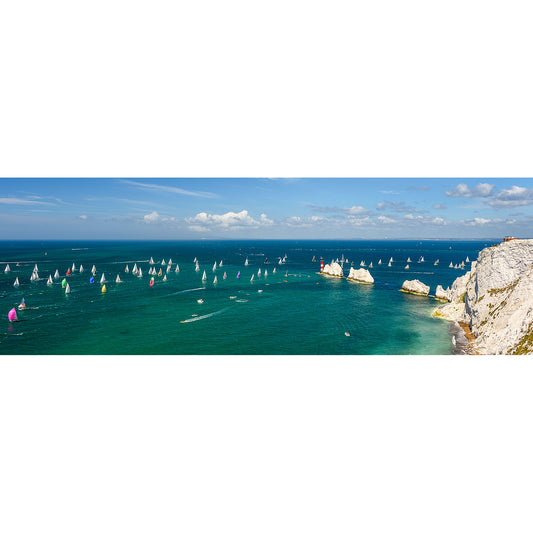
[
  {"left": 158, "top": 269, "right": 162, "bottom": 277},
  {"left": 237, "top": 271, "right": 241, "bottom": 278},
  {"left": 4, "top": 264, "right": 10, "bottom": 273},
  {"left": 405, "top": 264, "right": 409, "bottom": 269},
  {"left": 258, "top": 268, "right": 261, "bottom": 276},
  {"left": 62, "top": 278, "right": 67, "bottom": 288},
  {"left": 100, "top": 273, "right": 106, "bottom": 283},
  {"left": 378, "top": 259, "right": 382, "bottom": 265},
  {"left": 250, "top": 274, "right": 255, "bottom": 282},
  {"left": 466, "top": 256, "right": 470, "bottom": 262},
  {"left": 34, "top": 264, "right": 39, "bottom": 272},
  {"left": 71, "top": 263, "right": 76, "bottom": 272},
  {"left": 18, "top": 298, "right": 26, "bottom": 310},
  {"left": 149, "top": 257, "right": 155, "bottom": 265},
  {"left": 360, "top": 261, "right": 366, "bottom": 267},
  {"left": 219, "top": 260, "right": 223, "bottom": 267},
  {"left": 389, "top": 257, "right": 393, "bottom": 263},
  {"left": 149, "top": 277, "right": 154, "bottom": 287},
  {"left": 168, "top": 259, "right": 172, "bottom": 265},
  {"left": 264, "top": 269, "right": 268, "bottom": 277},
  {"left": 272, "top": 268, "right": 276, "bottom": 274},
  {"left": 65, "top": 283, "right": 71, "bottom": 294},
  {"left": 175, "top": 265, "right": 180, "bottom": 273},
  {"left": 312, "top": 256, "right": 316, "bottom": 262},
  {"left": 449, "top": 262, "right": 453, "bottom": 268},
  {"left": 213, "top": 275, "right": 217, "bottom": 284},
  {"left": 407, "top": 257, "right": 411, "bottom": 263},
  {"left": 116, "top": 274, "right": 122, "bottom": 283},
  {"left": 101, "top": 284, "right": 106, "bottom": 293},
  {"left": 434, "top": 259, "right": 439, "bottom": 266},
  {"left": 161, "top": 259, "right": 166, "bottom": 266},
  {"left": 54, "top": 269, "right": 60, "bottom": 279},
  {"left": 163, "top": 274, "right": 167, "bottom": 281},
  {"left": 202, "top": 271, "right": 207, "bottom": 281},
  {"left": 195, "top": 263, "right": 200, "bottom": 272},
  {"left": 8, "top": 308, "right": 18, "bottom": 322},
  {"left": 166, "top": 265, "right": 171, "bottom": 273},
  {"left": 137, "top": 267, "right": 143, "bottom": 278},
  {"left": 223, "top": 272, "right": 227, "bottom": 280},
  {"left": 30, "top": 271, "right": 38, "bottom": 281},
  {"left": 245, "top": 258, "right": 249, "bottom": 266},
  {"left": 14, "top": 277, "right": 20, "bottom": 287},
  {"left": 79, "top": 265, "right": 84, "bottom": 273},
  {"left": 132, "top": 263, "right": 138, "bottom": 274},
  {"left": 66, "top": 268, "right": 71, "bottom": 276},
  {"left": 193, "top": 257, "right": 197, "bottom": 263},
  {"left": 212, "top": 261, "right": 217, "bottom": 272},
  {"left": 388, "top": 260, "right": 392, "bottom": 267},
  {"left": 47, "top": 275, "right": 53, "bottom": 285},
  {"left": 278, "top": 258, "right": 282, "bottom": 265},
  {"left": 89, "top": 276, "right": 94, "bottom": 284},
  {"left": 91, "top": 265, "right": 96, "bottom": 275},
  {"left": 125, "top": 265, "right": 129, "bottom": 273},
  {"left": 369, "top": 262, "right": 373, "bottom": 268}
]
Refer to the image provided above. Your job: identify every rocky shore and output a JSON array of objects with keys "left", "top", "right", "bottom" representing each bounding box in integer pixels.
[{"left": 433, "top": 239, "right": 533, "bottom": 355}]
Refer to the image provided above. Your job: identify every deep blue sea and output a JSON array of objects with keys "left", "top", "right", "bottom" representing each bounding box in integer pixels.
[{"left": 0, "top": 240, "right": 495, "bottom": 354}]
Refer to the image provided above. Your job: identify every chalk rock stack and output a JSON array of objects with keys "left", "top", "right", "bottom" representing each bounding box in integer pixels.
[
  {"left": 347, "top": 267, "right": 374, "bottom": 284},
  {"left": 322, "top": 261, "right": 343, "bottom": 278},
  {"left": 400, "top": 279, "right": 430, "bottom": 296},
  {"left": 434, "top": 239, "right": 533, "bottom": 354}
]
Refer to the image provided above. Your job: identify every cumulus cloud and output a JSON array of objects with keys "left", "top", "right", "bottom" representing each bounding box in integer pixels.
[
  {"left": 404, "top": 214, "right": 447, "bottom": 225},
  {"left": 433, "top": 204, "right": 447, "bottom": 210},
  {"left": 309, "top": 204, "right": 370, "bottom": 215},
  {"left": 377, "top": 215, "right": 395, "bottom": 224},
  {"left": 143, "top": 211, "right": 176, "bottom": 224},
  {"left": 489, "top": 185, "right": 533, "bottom": 207},
  {"left": 343, "top": 206, "right": 369, "bottom": 215},
  {"left": 376, "top": 200, "right": 424, "bottom": 214},
  {"left": 445, "top": 183, "right": 494, "bottom": 198},
  {"left": 78, "top": 215, "right": 88, "bottom": 220},
  {"left": 185, "top": 210, "right": 272, "bottom": 231}
]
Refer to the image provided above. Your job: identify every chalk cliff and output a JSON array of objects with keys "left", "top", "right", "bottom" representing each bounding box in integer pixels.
[
  {"left": 434, "top": 239, "right": 533, "bottom": 354},
  {"left": 400, "top": 279, "right": 430, "bottom": 296},
  {"left": 321, "top": 261, "right": 343, "bottom": 278}
]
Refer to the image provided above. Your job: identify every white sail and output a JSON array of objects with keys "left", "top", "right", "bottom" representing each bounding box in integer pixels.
[
  {"left": 14, "top": 277, "right": 19, "bottom": 287},
  {"left": 369, "top": 262, "right": 373, "bottom": 268},
  {"left": 360, "top": 261, "right": 365, "bottom": 267},
  {"left": 250, "top": 274, "right": 255, "bottom": 282},
  {"left": 54, "top": 269, "right": 60, "bottom": 279},
  {"left": 466, "top": 256, "right": 470, "bottom": 262},
  {"left": 133, "top": 263, "right": 138, "bottom": 274},
  {"left": 116, "top": 274, "right": 122, "bottom": 283},
  {"left": 30, "top": 271, "right": 37, "bottom": 281},
  {"left": 4, "top": 264, "right": 10, "bottom": 273},
  {"left": 212, "top": 261, "right": 217, "bottom": 272},
  {"left": 65, "top": 283, "right": 70, "bottom": 294},
  {"left": 47, "top": 275, "right": 53, "bottom": 285},
  {"left": 175, "top": 264, "right": 180, "bottom": 272},
  {"left": 163, "top": 274, "right": 167, "bottom": 281},
  {"left": 34, "top": 264, "right": 38, "bottom": 272},
  {"left": 378, "top": 259, "right": 382, "bottom": 265},
  {"left": 213, "top": 275, "right": 217, "bottom": 284},
  {"left": 434, "top": 259, "right": 439, "bottom": 266},
  {"left": 168, "top": 259, "right": 172, "bottom": 265},
  {"left": 449, "top": 262, "right": 453, "bottom": 268},
  {"left": 149, "top": 257, "right": 154, "bottom": 264},
  {"left": 388, "top": 260, "right": 392, "bottom": 267},
  {"left": 72, "top": 263, "right": 76, "bottom": 272},
  {"left": 138, "top": 267, "right": 143, "bottom": 277},
  {"left": 125, "top": 265, "right": 129, "bottom": 273},
  {"left": 166, "top": 265, "right": 171, "bottom": 273},
  {"left": 273, "top": 268, "right": 276, "bottom": 274},
  {"left": 389, "top": 257, "right": 393, "bottom": 263},
  {"left": 202, "top": 270, "right": 207, "bottom": 281},
  {"left": 405, "top": 264, "right": 409, "bottom": 269},
  {"left": 195, "top": 263, "right": 199, "bottom": 272},
  {"left": 161, "top": 259, "right": 166, "bottom": 266},
  {"left": 91, "top": 265, "right": 96, "bottom": 274},
  {"left": 407, "top": 257, "right": 411, "bottom": 262},
  {"left": 79, "top": 265, "right": 84, "bottom": 273},
  {"left": 258, "top": 268, "right": 261, "bottom": 276},
  {"left": 278, "top": 258, "right": 282, "bottom": 265},
  {"left": 264, "top": 269, "right": 268, "bottom": 277},
  {"left": 193, "top": 257, "right": 197, "bottom": 263},
  {"left": 219, "top": 260, "right": 223, "bottom": 267},
  {"left": 245, "top": 258, "right": 249, "bottom": 266},
  {"left": 100, "top": 273, "right": 106, "bottom": 283}
]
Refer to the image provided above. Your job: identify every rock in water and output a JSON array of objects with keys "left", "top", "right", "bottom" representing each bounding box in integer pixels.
[
  {"left": 435, "top": 285, "right": 451, "bottom": 302},
  {"left": 434, "top": 238, "right": 533, "bottom": 354},
  {"left": 321, "top": 261, "right": 343, "bottom": 278},
  {"left": 347, "top": 267, "right": 374, "bottom": 284},
  {"left": 400, "top": 279, "right": 430, "bottom": 296}
]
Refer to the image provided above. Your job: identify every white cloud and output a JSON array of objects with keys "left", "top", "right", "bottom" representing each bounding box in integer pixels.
[
  {"left": 185, "top": 210, "right": 270, "bottom": 230},
  {"left": 0, "top": 197, "right": 54, "bottom": 205},
  {"left": 120, "top": 179, "right": 217, "bottom": 198},
  {"left": 489, "top": 185, "right": 533, "bottom": 207},
  {"left": 343, "top": 206, "right": 369, "bottom": 215},
  {"left": 445, "top": 183, "right": 494, "bottom": 198},
  {"left": 143, "top": 211, "right": 176, "bottom": 224},
  {"left": 377, "top": 215, "right": 395, "bottom": 224},
  {"left": 78, "top": 215, "right": 88, "bottom": 220}
]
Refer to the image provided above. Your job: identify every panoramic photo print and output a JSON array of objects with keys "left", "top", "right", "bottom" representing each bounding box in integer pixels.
[{"left": 1, "top": 177, "right": 532, "bottom": 355}]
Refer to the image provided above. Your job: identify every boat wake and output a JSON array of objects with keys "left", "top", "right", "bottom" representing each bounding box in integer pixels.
[
  {"left": 180, "top": 306, "right": 230, "bottom": 323},
  {"left": 163, "top": 287, "right": 206, "bottom": 297}
]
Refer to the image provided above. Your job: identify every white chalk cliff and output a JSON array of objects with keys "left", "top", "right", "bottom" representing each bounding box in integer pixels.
[
  {"left": 322, "top": 261, "right": 343, "bottom": 278},
  {"left": 400, "top": 279, "right": 430, "bottom": 296},
  {"left": 435, "top": 285, "right": 451, "bottom": 302},
  {"left": 347, "top": 267, "right": 374, "bottom": 284},
  {"left": 434, "top": 239, "right": 533, "bottom": 355}
]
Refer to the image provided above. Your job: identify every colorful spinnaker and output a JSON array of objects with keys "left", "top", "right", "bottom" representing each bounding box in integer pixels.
[
  {"left": 8, "top": 308, "right": 17, "bottom": 322},
  {"left": 149, "top": 277, "right": 154, "bottom": 287},
  {"left": 62, "top": 278, "right": 67, "bottom": 288},
  {"left": 89, "top": 276, "right": 94, "bottom": 283},
  {"left": 101, "top": 284, "right": 106, "bottom": 293}
]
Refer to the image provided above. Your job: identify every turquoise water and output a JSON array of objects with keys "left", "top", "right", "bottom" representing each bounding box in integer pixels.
[{"left": 0, "top": 240, "right": 494, "bottom": 354}]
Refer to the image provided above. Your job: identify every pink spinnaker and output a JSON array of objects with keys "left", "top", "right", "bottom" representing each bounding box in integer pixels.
[{"left": 8, "top": 308, "right": 17, "bottom": 322}]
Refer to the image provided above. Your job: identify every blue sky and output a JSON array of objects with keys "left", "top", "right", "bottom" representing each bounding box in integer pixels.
[{"left": 1, "top": 178, "right": 532, "bottom": 239}]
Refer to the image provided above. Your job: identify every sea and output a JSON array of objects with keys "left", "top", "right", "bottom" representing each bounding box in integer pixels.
[{"left": 0, "top": 240, "right": 495, "bottom": 355}]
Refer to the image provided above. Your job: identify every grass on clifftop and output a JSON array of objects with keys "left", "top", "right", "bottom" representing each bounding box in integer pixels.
[{"left": 512, "top": 323, "right": 533, "bottom": 355}]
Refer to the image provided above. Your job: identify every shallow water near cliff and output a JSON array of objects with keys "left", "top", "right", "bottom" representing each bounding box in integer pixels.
[{"left": 0, "top": 240, "right": 495, "bottom": 355}]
